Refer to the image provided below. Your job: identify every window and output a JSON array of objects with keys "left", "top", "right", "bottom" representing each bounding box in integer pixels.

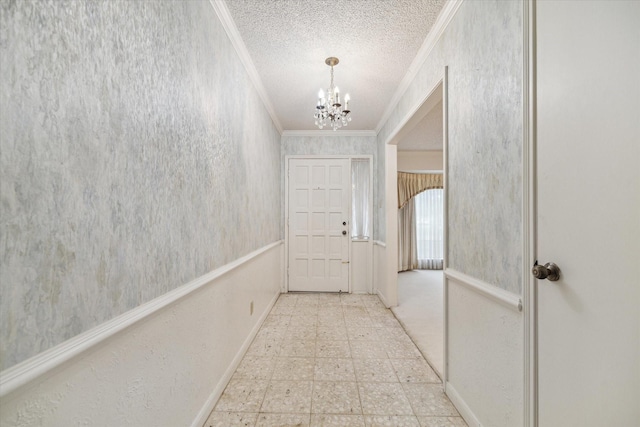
[
  {"left": 415, "top": 189, "right": 444, "bottom": 269},
  {"left": 351, "top": 159, "right": 370, "bottom": 239}
]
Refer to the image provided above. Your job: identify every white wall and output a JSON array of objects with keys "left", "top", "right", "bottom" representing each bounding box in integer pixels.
[
  {"left": 0, "top": 242, "right": 283, "bottom": 427},
  {"left": 351, "top": 241, "right": 372, "bottom": 294},
  {"left": 373, "top": 241, "right": 387, "bottom": 304},
  {"left": 397, "top": 150, "right": 443, "bottom": 171},
  {"left": 446, "top": 276, "right": 523, "bottom": 426}
]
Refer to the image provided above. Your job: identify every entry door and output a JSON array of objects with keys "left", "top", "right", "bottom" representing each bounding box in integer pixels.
[
  {"left": 288, "top": 158, "right": 350, "bottom": 292},
  {"left": 536, "top": 1, "right": 639, "bottom": 425}
]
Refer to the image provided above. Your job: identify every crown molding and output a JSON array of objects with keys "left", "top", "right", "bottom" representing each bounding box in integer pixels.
[
  {"left": 282, "top": 130, "right": 377, "bottom": 138},
  {"left": 375, "top": 0, "right": 464, "bottom": 134},
  {"left": 209, "top": 0, "right": 283, "bottom": 134}
]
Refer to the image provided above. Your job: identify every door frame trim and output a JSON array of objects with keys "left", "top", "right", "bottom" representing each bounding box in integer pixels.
[
  {"left": 284, "top": 155, "right": 373, "bottom": 294},
  {"left": 523, "top": 0, "right": 538, "bottom": 425},
  {"left": 442, "top": 66, "right": 449, "bottom": 393}
]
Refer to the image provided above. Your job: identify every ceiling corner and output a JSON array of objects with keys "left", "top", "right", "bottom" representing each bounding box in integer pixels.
[
  {"left": 374, "top": 0, "right": 465, "bottom": 134},
  {"left": 208, "top": 0, "right": 284, "bottom": 134}
]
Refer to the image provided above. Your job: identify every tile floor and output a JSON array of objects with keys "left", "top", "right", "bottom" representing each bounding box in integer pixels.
[{"left": 205, "top": 293, "right": 467, "bottom": 427}]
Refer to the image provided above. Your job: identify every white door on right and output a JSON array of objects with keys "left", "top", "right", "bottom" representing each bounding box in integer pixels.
[{"left": 536, "top": 1, "right": 640, "bottom": 425}]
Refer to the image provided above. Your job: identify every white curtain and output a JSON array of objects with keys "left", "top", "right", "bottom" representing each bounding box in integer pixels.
[
  {"left": 351, "top": 159, "right": 370, "bottom": 239},
  {"left": 415, "top": 189, "right": 444, "bottom": 270}
]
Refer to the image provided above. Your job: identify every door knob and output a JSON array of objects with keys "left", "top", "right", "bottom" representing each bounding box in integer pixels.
[
  {"left": 532, "top": 261, "right": 561, "bottom": 281},
  {"left": 342, "top": 230, "right": 347, "bottom": 235}
]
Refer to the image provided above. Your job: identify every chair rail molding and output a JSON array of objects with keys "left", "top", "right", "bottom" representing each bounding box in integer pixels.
[
  {"left": 0, "top": 240, "right": 284, "bottom": 398},
  {"left": 445, "top": 268, "right": 523, "bottom": 312}
]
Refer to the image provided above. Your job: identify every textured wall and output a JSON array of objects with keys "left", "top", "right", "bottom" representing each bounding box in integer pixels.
[
  {"left": 281, "top": 134, "right": 379, "bottom": 237},
  {"left": 0, "top": 0, "right": 281, "bottom": 370},
  {"left": 378, "top": 0, "right": 523, "bottom": 294}
]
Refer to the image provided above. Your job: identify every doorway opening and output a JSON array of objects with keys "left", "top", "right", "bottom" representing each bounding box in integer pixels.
[{"left": 386, "top": 77, "right": 446, "bottom": 378}]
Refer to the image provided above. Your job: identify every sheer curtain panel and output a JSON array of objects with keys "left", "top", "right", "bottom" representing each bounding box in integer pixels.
[
  {"left": 351, "top": 159, "right": 370, "bottom": 239},
  {"left": 415, "top": 189, "right": 444, "bottom": 270}
]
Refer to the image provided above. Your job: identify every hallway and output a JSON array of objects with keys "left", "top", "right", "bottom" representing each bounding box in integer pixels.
[
  {"left": 393, "top": 270, "right": 444, "bottom": 378},
  {"left": 205, "top": 293, "right": 466, "bottom": 427}
]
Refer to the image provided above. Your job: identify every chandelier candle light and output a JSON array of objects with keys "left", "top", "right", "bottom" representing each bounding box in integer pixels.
[{"left": 314, "top": 57, "right": 351, "bottom": 130}]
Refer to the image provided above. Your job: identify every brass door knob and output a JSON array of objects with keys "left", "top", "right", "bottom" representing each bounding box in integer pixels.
[{"left": 532, "top": 262, "right": 561, "bottom": 281}]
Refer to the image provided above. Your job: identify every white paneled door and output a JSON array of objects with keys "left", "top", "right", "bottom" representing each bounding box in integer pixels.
[
  {"left": 536, "top": 1, "right": 640, "bottom": 425},
  {"left": 288, "top": 158, "right": 350, "bottom": 292}
]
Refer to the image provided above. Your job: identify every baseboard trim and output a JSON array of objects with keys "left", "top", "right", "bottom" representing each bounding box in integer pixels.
[
  {"left": 191, "top": 291, "right": 279, "bottom": 427},
  {"left": 0, "top": 241, "right": 284, "bottom": 398},
  {"left": 376, "top": 289, "right": 391, "bottom": 308},
  {"left": 446, "top": 381, "right": 482, "bottom": 427},
  {"left": 445, "top": 268, "right": 522, "bottom": 312}
]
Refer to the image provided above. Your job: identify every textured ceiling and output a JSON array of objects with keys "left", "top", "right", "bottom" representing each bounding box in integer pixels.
[{"left": 224, "top": 0, "right": 447, "bottom": 131}]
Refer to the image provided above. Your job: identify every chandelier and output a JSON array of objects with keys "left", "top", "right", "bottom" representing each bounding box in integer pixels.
[{"left": 314, "top": 57, "right": 351, "bottom": 131}]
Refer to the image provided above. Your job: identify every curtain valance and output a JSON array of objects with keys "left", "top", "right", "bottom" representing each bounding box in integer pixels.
[{"left": 397, "top": 172, "right": 443, "bottom": 209}]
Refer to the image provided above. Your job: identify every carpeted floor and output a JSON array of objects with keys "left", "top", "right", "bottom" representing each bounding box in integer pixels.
[{"left": 392, "top": 270, "right": 444, "bottom": 379}]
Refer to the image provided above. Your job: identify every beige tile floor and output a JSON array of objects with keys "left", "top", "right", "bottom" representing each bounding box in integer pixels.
[{"left": 205, "top": 293, "right": 467, "bottom": 427}]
